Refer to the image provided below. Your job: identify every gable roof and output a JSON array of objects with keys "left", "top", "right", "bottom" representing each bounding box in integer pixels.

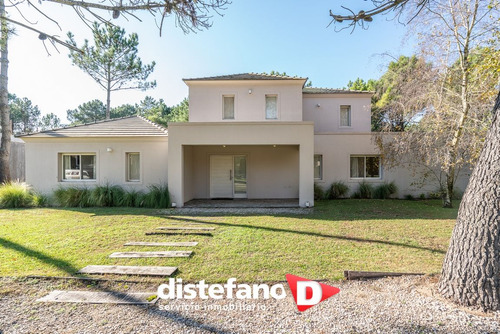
[
  {"left": 183, "top": 72, "right": 308, "bottom": 81},
  {"left": 18, "top": 116, "right": 168, "bottom": 138},
  {"left": 302, "top": 87, "right": 374, "bottom": 95}
]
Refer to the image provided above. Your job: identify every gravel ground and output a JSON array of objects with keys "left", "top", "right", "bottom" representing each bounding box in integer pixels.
[{"left": 1, "top": 275, "right": 499, "bottom": 333}]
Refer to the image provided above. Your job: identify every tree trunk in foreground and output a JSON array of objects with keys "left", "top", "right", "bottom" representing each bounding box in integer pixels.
[
  {"left": 439, "top": 90, "right": 500, "bottom": 310},
  {"left": 0, "top": 0, "right": 11, "bottom": 183}
]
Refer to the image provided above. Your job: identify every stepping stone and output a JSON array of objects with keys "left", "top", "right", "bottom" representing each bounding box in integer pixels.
[
  {"left": 157, "top": 226, "right": 216, "bottom": 231},
  {"left": 124, "top": 241, "right": 198, "bottom": 247},
  {"left": 78, "top": 265, "right": 177, "bottom": 276},
  {"left": 109, "top": 251, "right": 192, "bottom": 258},
  {"left": 37, "top": 290, "right": 158, "bottom": 304},
  {"left": 146, "top": 231, "right": 212, "bottom": 236}
]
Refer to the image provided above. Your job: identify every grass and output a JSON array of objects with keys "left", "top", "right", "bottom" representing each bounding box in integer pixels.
[{"left": 0, "top": 200, "right": 458, "bottom": 282}]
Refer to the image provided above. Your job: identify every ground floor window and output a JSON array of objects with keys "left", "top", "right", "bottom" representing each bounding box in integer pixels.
[
  {"left": 314, "top": 154, "right": 323, "bottom": 180},
  {"left": 350, "top": 155, "right": 381, "bottom": 179},
  {"left": 62, "top": 154, "right": 96, "bottom": 180},
  {"left": 127, "top": 152, "right": 141, "bottom": 182}
]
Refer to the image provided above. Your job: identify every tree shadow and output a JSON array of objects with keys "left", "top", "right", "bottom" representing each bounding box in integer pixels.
[
  {"left": 54, "top": 199, "right": 459, "bottom": 222},
  {"left": 165, "top": 217, "right": 446, "bottom": 254},
  {"left": 0, "top": 237, "right": 234, "bottom": 333}
]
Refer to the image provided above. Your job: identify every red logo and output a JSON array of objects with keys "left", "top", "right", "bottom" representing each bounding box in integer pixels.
[{"left": 285, "top": 274, "right": 340, "bottom": 312}]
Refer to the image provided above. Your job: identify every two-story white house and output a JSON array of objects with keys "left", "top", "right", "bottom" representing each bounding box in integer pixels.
[{"left": 20, "top": 73, "right": 468, "bottom": 207}]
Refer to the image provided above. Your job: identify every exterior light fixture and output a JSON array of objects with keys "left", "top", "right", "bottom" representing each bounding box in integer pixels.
[
  {"left": 248, "top": 89, "right": 253, "bottom": 94},
  {"left": 106, "top": 147, "right": 113, "bottom": 152},
  {"left": 223, "top": 145, "right": 226, "bottom": 148},
  {"left": 305, "top": 201, "right": 310, "bottom": 208},
  {"left": 316, "top": 104, "right": 321, "bottom": 108}
]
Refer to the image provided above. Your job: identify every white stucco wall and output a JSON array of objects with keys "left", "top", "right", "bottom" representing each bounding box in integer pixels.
[
  {"left": 183, "top": 145, "right": 299, "bottom": 201},
  {"left": 314, "top": 133, "right": 470, "bottom": 197},
  {"left": 23, "top": 137, "right": 168, "bottom": 194},
  {"left": 303, "top": 94, "right": 372, "bottom": 133},
  {"left": 186, "top": 81, "right": 305, "bottom": 122}
]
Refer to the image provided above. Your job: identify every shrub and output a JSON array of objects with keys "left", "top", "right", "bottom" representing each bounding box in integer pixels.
[
  {"left": 419, "top": 193, "right": 426, "bottom": 200},
  {"left": 118, "top": 189, "right": 145, "bottom": 207},
  {"left": 0, "top": 182, "right": 36, "bottom": 208},
  {"left": 352, "top": 182, "right": 374, "bottom": 199},
  {"left": 326, "top": 181, "right": 349, "bottom": 199},
  {"left": 373, "top": 182, "right": 398, "bottom": 199},
  {"left": 405, "top": 194, "right": 415, "bottom": 200},
  {"left": 89, "top": 184, "right": 125, "bottom": 207},
  {"left": 32, "top": 193, "right": 50, "bottom": 207},
  {"left": 142, "top": 184, "right": 170, "bottom": 208},
  {"left": 54, "top": 187, "right": 92, "bottom": 207},
  {"left": 314, "top": 183, "right": 325, "bottom": 200}
]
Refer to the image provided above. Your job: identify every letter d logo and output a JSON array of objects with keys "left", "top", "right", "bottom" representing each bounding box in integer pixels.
[{"left": 286, "top": 274, "right": 340, "bottom": 312}]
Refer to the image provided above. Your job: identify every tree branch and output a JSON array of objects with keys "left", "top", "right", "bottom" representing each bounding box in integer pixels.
[{"left": 2, "top": 16, "right": 82, "bottom": 52}]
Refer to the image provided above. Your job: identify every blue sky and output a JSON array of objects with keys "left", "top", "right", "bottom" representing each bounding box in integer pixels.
[{"left": 8, "top": 1, "right": 415, "bottom": 122}]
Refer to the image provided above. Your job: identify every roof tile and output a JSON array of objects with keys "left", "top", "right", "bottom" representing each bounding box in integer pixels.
[{"left": 19, "top": 116, "right": 168, "bottom": 138}]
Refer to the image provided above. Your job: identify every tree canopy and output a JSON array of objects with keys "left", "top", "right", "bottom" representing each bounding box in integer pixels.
[{"left": 67, "top": 22, "right": 156, "bottom": 120}]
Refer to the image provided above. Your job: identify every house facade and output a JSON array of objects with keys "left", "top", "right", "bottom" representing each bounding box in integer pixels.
[{"left": 20, "top": 73, "right": 469, "bottom": 207}]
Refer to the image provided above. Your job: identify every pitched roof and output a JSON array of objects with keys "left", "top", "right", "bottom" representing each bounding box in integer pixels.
[
  {"left": 302, "top": 87, "right": 374, "bottom": 95},
  {"left": 183, "top": 72, "right": 307, "bottom": 81},
  {"left": 18, "top": 116, "right": 168, "bottom": 138}
]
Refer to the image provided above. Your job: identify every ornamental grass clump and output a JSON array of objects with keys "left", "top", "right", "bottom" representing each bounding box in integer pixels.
[{"left": 0, "top": 182, "right": 37, "bottom": 208}]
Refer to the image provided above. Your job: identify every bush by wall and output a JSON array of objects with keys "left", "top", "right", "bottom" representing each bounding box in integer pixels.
[
  {"left": 142, "top": 184, "right": 171, "bottom": 208},
  {"left": 325, "top": 181, "right": 349, "bottom": 199},
  {"left": 0, "top": 182, "right": 43, "bottom": 208},
  {"left": 373, "top": 182, "right": 398, "bottom": 199},
  {"left": 53, "top": 183, "right": 170, "bottom": 208},
  {"left": 314, "top": 183, "right": 325, "bottom": 200},
  {"left": 352, "top": 182, "right": 374, "bottom": 199},
  {"left": 54, "top": 187, "right": 92, "bottom": 207}
]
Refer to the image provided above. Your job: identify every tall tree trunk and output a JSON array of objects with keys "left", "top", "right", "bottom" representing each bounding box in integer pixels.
[
  {"left": 105, "top": 66, "right": 111, "bottom": 120},
  {"left": 438, "top": 90, "right": 500, "bottom": 310},
  {"left": 0, "top": 0, "right": 11, "bottom": 183},
  {"left": 442, "top": 170, "right": 454, "bottom": 208}
]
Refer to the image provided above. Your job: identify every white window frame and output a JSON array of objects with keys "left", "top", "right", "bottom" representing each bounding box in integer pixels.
[
  {"left": 314, "top": 154, "right": 323, "bottom": 180},
  {"left": 222, "top": 94, "right": 235, "bottom": 120},
  {"left": 265, "top": 94, "right": 279, "bottom": 120},
  {"left": 126, "top": 152, "right": 141, "bottom": 182},
  {"left": 339, "top": 105, "right": 352, "bottom": 128},
  {"left": 60, "top": 153, "right": 97, "bottom": 182},
  {"left": 349, "top": 155, "right": 382, "bottom": 180}
]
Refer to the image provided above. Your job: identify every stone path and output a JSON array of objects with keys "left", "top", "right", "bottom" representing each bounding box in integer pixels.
[
  {"left": 38, "top": 221, "right": 216, "bottom": 304},
  {"left": 109, "top": 251, "right": 192, "bottom": 258},
  {"left": 124, "top": 241, "right": 198, "bottom": 247},
  {"left": 37, "top": 290, "right": 158, "bottom": 304},
  {"left": 157, "top": 226, "right": 216, "bottom": 231},
  {"left": 78, "top": 265, "right": 177, "bottom": 276},
  {"left": 146, "top": 231, "right": 213, "bottom": 236}
]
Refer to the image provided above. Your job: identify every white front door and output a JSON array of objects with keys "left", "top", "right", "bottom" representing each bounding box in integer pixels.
[{"left": 210, "top": 155, "right": 234, "bottom": 198}]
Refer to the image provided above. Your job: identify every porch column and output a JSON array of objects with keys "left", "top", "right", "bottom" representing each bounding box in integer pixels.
[
  {"left": 299, "top": 141, "right": 314, "bottom": 207},
  {"left": 168, "top": 142, "right": 184, "bottom": 207}
]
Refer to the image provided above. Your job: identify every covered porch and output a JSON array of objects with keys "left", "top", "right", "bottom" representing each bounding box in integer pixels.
[{"left": 167, "top": 122, "right": 314, "bottom": 207}]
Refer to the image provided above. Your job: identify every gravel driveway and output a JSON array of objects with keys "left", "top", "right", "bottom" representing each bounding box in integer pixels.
[{"left": 1, "top": 275, "right": 499, "bottom": 333}]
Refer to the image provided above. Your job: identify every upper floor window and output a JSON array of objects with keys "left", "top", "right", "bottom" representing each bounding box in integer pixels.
[
  {"left": 314, "top": 155, "right": 323, "bottom": 180},
  {"left": 126, "top": 152, "right": 140, "bottom": 182},
  {"left": 265, "top": 95, "right": 278, "bottom": 119},
  {"left": 223, "top": 95, "right": 235, "bottom": 120},
  {"left": 62, "top": 154, "right": 96, "bottom": 180},
  {"left": 350, "top": 155, "right": 381, "bottom": 179},
  {"left": 340, "top": 105, "right": 351, "bottom": 127}
]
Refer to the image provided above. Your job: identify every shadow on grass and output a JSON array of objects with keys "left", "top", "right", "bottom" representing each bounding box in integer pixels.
[
  {"left": 165, "top": 217, "right": 446, "bottom": 254},
  {"left": 0, "top": 237, "right": 233, "bottom": 334},
  {"left": 51, "top": 199, "right": 459, "bottom": 221}
]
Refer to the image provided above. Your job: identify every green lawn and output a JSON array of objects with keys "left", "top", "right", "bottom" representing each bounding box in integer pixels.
[{"left": 0, "top": 200, "right": 457, "bottom": 282}]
